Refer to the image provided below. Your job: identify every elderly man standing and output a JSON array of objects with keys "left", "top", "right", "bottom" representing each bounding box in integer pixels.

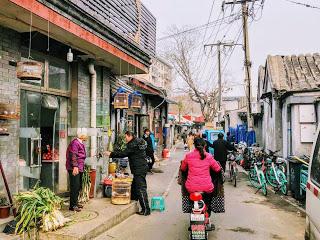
[
  {"left": 66, "top": 131, "right": 88, "bottom": 212},
  {"left": 105, "top": 131, "right": 151, "bottom": 216}
]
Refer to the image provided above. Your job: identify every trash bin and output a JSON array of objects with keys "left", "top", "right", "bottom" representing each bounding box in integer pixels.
[{"left": 288, "top": 158, "right": 305, "bottom": 200}]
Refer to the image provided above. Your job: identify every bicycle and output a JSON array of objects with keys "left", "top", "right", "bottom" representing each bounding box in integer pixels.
[
  {"left": 265, "top": 150, "right": 288, "bottom": 195},
  {"left": 248, "top": 158, "right": 268, "bottom": 196},
  {"left": 227, "top": 151, "right": 239, "bottom": 187}
]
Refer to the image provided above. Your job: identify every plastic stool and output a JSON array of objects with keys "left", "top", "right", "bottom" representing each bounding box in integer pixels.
[{"left": 151, "top": 196, "right": 165, "bottom": 212}]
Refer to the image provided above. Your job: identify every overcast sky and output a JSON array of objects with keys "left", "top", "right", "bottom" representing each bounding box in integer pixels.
[{"left": 142, "top": 0, "right": 320, "bottom": 97}]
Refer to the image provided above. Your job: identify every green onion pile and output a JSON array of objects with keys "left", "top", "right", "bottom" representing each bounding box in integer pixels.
[
  {"left": 78, "top": 166, "right": 91, "bottom": 204},
  {"left": 14, "top": 186, "right": 69, "bottom": 234}
]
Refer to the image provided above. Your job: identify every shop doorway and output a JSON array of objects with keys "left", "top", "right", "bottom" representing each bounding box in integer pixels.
[{"left": 19, "top": 91, "right": 68, "bottom": 192}]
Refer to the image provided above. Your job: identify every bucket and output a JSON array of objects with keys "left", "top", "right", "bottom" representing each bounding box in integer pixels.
[
  {"left": 89, "top": 169, "right": 96, "bottom": 198},
  {"left": 162, "top": 149, "right": 170, "bottom": 159},
  {"left": 0, "top": 206, "right": 10, "bottom": 219},
  {"left": 109, "top": 162, "right": 117, "bottom": 174}
]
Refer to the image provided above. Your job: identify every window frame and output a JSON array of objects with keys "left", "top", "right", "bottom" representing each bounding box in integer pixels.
[{"left": 20, "top": 48, "right": 71, "bottom": 97}]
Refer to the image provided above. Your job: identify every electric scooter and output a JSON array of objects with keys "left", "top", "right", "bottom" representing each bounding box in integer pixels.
[{"left": 189, "top": 192, "right": 212, "bottom": 240}]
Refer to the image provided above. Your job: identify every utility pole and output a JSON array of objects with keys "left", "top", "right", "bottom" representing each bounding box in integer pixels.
[
  {"left": 204, "top": 41, "right": 241, "bottom": 122},
  {"left": 223, "top": 0, "right": 258, "bottom": 130}
]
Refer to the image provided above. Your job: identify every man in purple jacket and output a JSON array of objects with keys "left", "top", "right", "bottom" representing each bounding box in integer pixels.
[{"left": 66, "top": 132, "right": 88, "bottom": 212}]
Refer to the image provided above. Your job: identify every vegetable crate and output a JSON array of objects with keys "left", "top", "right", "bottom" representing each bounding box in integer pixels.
[{"left": 113, "top": 93, "right": 129, "bottom": 109}]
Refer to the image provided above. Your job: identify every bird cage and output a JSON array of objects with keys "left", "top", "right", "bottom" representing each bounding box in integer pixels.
[
  {"left": 0, "top": 103, "right": 20, "bottom": 120},
  {"left": 17, "top": 61, "right": 43, "bottom": 80},
  {"left": 113, "top": 93, "right": 129, "bottom": 109},
  {"left": 131, "top": 94, "right": 142, "bottom": 108}
]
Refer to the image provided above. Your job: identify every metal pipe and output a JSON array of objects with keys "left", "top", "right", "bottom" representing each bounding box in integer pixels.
[{"left": 88, "top": 61, "right": 97, "bottom": 167}]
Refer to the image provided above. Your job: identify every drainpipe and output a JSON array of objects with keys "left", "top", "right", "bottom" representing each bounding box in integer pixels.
[
  {"left": 88, "top": 61, "right": 97, "bottom": 165},
  {"left": 287, "top": 104, "right": 292, "bottom": 157}
]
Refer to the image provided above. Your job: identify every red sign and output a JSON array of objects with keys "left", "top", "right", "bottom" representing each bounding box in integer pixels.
[{"left": 59, "top": 130, "right": 66, "bottom": 138}]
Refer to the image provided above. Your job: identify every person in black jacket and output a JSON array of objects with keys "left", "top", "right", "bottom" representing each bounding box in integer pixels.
[
  {"left": 212, "top": 133, "right": 237, "bottom": 172},
  {"left": 202, "top": 133, "right": 214, "bottom": 153},
  {"left": 105, "top": 131, "right": 150, "bottom": 216},
  {"left": 143, "top": 129, "right": 155, "bottom": 173}
]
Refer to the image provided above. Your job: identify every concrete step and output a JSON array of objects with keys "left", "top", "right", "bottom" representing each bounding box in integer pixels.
[
  {"left": 39, "top": 198, "right": 138, "bottom": 240},
  {"left": 0, "top": 198, "right": 137, "bottom": 240}
]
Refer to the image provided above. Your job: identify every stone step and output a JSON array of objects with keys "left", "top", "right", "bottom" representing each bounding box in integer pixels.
[
  {"left": 0, "top": 199, "right": 137, "bottom": 240},
  {"left": 40, "top": 198, "right": 138, "bottom": 240}
]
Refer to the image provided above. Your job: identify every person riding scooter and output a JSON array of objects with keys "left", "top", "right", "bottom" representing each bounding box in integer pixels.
[{"left": 180, "top": 138, "right": 221, "bottom": 220}]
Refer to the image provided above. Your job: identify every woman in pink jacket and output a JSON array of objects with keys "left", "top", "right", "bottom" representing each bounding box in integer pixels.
[{"left": 180, "top": 137, "right": 221, "bottom": 215}]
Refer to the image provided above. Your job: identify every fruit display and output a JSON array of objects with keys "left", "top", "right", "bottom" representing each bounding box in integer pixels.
[{"left": 42, "top": 145, "right": 59, "bottom": 161}]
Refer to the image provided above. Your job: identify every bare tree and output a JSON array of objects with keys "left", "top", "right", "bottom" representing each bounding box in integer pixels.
[{"left": 164, "top": 26, "right": 219, "bottom": 123}]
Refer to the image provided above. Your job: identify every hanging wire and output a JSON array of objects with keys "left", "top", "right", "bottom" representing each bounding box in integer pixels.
[
  {"left": 47, "top": 18, "right": 50, "bottom": 52},
  {"left": 28, "top": 10, "right": 33, "bottom": 59}
]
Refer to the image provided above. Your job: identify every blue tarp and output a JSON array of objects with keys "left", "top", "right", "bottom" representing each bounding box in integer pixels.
[
  {"left": 112, "top": 87, "right": 127, "bottom": 98},
  {"left": 229, "top": 124, "right": 256, "bottom": 146}
]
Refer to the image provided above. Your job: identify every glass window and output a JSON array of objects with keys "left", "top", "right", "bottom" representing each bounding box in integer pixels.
[
  {"left": 210, "top": 132, "right": 219, "bottom": 142},
  {"left": 48, "top": 59, "right": 69, "bottom": 91},
  {"left": 311, "top": 134, "right": 320, "bottom": 187}
]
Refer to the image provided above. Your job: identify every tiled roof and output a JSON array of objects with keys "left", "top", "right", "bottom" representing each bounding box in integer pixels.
[{"left": 266, "top": 54, "right": 320, "bottom": 95}]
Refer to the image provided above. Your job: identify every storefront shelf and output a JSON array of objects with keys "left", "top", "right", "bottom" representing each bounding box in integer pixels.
[{"left": 0, "top": 114, "right": 20, "bottom": 120}]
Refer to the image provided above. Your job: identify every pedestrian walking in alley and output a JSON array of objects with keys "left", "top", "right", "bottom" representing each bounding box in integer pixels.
[
  {"left": 202, "top": 133, "right": 214, "bottom": 153},
  {"left": 212, "top": 133, "right": 237, "bottom": 172},
  {"left": 181, "top": 130, "right": 187, "bottom": 151},
  {"left": 143, "top": 128, "right": 155, "bottom": 173},
  {"left": 187, "top": 132, "right": 194, "bottom": 152},
  {"left": 105, "top": 131, "right": 151, "bottom": 216},
  {"left": 66, "top": 131, "right": 88, "bottom": 212}
]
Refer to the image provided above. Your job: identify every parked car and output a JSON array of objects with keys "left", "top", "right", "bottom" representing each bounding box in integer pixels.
[{"left": 305, "top": 127, "right": 320, "bottom": 240}]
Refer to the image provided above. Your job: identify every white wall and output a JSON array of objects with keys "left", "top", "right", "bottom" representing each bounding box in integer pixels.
[{"left": 281, "top": 93, "right": 320, "bottom": 158}]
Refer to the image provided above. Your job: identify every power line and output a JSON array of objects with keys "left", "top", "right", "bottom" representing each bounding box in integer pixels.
[
  {"left": 283, "top": 0, "right": 320, "bottom": 10},
  {"left": 193, "top": 0, "right": 217, "bottom": 76},
  {"left": 157, "top": 13, "right": 238, "bottom": 41}
]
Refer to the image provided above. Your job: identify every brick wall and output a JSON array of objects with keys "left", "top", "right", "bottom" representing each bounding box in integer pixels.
[
  {"left": 77, "top": 61, "right": 91, "bottom": 128},
  {"left": 0, "top": 26, "right": 21, "bottom": 193}
]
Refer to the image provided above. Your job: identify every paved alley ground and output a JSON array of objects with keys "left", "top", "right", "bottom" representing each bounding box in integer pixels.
[{"left": 95, "top": 145, "right": 305, "bottom": 240}]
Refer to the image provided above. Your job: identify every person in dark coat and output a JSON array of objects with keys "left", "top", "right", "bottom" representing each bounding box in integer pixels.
[
  {"left": 202, "top": 133, "right": 214, "bottom": 153},
  {"left": 143, "top": 129, "right": 155, "bottom": 173},
  {"left": 212, "top": 133, "right": 237, "bottom": 172},
  {"left": 105, "top": 131, "right": 151, "bottom": 216}
]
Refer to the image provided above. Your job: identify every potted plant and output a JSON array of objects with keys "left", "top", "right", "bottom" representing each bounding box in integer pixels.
[{"left": 0, "top": 195, "right": 10, "bottom": 218}]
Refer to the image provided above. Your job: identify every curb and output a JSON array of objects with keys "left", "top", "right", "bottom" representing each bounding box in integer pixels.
[
  {"left": 241, "top": 168, "right": 306, "bottom": 215},
  {"left": 40, "top": 202, "right": 138, "bottom": 240}
]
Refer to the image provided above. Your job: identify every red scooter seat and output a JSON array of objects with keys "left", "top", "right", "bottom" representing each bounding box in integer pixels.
[{"left": 190, "top": 192, "right": 203, "bottom": 201}]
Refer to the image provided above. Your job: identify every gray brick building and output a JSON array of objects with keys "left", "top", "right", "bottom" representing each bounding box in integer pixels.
[{"left": 0, "top": 0, "right": 155, "bottom": 197}]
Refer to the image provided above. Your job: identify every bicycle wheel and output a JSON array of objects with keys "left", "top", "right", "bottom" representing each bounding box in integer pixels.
[
  {"left": 229, "top": 162, "right": 233, "bottom": 181},
  {"left": 278, "top": 170, "right": 288, "bottom": 195},
  {"left": 248, "top": 169, "right": 256, "bottom": 187},
  {"left": 233, "top": 166, "right": 237, "bottom": 187},
  {"left": 266, "top": 169, "right": 277, "bottom": 188},
  {"left": 259, "top": 172, "right": 268, "bottom": 196}
]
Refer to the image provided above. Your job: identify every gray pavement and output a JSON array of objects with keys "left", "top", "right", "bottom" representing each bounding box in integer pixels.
[{"left": 95, "top": 145, "right": 305, "bottom": 240}]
